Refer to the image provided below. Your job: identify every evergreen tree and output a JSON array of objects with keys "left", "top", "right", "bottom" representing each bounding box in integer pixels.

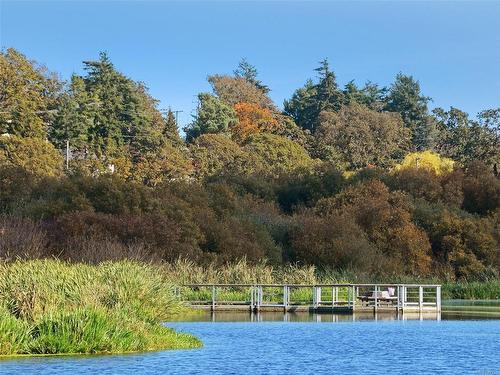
[
  {"left": 385, "top": 73, "right": 433, "bottom": 150},
  {"left": 343, "top": 81, "right": 387, "bottom": 111},
  {"left": 51, "top": 52, "right": 165, "bottom": 165},
  {"left": 162, "top": 108, "right": 182, "bottom": 145},
  {"left": 50, "top": 75, "right": 98, "bottom": 154},
  {"left": 234, "top": 58, "right": 269, "bottom": 94},
  {"left": 284, "top": 59, "right": 343, "bottom": 132},
  {"left": 314, "top": 59, "right": 344, "bottom": 113},
  {"left": 283, "top": 79, "right": 317, "bottom": 132},
  {"left": 184, "top": 93, "right": 237, "bottom": 142}
]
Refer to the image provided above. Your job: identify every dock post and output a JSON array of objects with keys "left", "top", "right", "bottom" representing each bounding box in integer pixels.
[
  {"left": 436, "top": 285, "right": 441, "bottom": 312},
  {"left": 419, "top": 286, "right": 423, "bottom": 312},
  {"left": 211, "top": 285, "right": 216, "bottom": 311},
  {"left": 374, "top": 285, "right": 378, "bottom": 313},
  {"left": 397, "top": 285, "right": 400, "bottom": 312},
  {"left": 351, "top": 285, "right": 356, "bottom": 311},
  {"left": 257, "top": 285, "right": 264, "bottom": 310},
  {"left": 283, "top": 285, "right": 288, "bottom": 311},
  {"left": 313, "top": 286, "right": 321, "bottom": 309},
  {"left": 403, "top": 285, "right": 406, "bottom": 313},
  {"left": 250, "top": 285, "right": 255, "bottom": 311}
]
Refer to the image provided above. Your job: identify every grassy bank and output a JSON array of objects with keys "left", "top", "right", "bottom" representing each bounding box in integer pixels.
[{"left": 0, "top": 260, "right": 201, "bottom": 356}]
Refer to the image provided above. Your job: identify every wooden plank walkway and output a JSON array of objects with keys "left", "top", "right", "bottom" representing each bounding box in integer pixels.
[{"left": 180, "top": 283, "right": 442, "bottom": 314}]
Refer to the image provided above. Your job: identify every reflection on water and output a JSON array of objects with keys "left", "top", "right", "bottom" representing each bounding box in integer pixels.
[
  {"left": 178, "top": 298, "right": 500, "bottom": 323},
  {"left": 180, "top": 310, "right": 443, "bottom": 323}
]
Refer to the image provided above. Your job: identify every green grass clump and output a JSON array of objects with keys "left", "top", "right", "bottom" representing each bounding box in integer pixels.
[
  {"left": 442, "top": 281, "right": 500, "bottom": 300},
  {"left": 0, "top": 260, "right": 201, "bottom": 356}
]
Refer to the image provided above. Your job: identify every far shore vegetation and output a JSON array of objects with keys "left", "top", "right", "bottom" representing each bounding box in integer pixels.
[{"left": 0, "top": 49, "right": 499, "bottom": 355}]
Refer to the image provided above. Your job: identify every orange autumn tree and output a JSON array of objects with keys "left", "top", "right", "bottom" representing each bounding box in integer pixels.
[{"left": 232, "top": 102, "right": 279, "bottom": 141}]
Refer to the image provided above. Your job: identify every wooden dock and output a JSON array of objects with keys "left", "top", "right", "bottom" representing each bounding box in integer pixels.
[{"left": 180, "top": 283, "right": 442, "bottom": 314}]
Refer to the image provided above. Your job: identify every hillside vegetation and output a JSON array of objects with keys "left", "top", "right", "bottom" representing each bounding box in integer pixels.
[{"left": 0, "top": 49, "right": 499, "bottom": 281}]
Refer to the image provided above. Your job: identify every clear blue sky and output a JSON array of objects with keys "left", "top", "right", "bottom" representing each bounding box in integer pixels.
[{"left": 1, "top": 1, "right": 499, "bottom": 128}]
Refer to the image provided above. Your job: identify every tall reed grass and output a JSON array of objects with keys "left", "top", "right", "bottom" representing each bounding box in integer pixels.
[
  {"left": 163, "top": 259, "right": 500, "bottom": 300},
  {"left": 0, "top": 260, "right": 201, "bottom": 356}
]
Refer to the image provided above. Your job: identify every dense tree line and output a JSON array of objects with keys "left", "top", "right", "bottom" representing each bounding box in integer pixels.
[{"left": 0, "top": 48, "right": 498, "bottom": 280}]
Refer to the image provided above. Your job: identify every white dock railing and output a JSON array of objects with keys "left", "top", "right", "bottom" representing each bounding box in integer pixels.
[{"left": 181, "top": 283, "right": 442, "bottom": 313}]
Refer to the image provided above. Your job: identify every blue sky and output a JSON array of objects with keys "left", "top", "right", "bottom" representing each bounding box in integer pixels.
[{"left": 1, "top": 1, "right": 499, "bottom": 128}]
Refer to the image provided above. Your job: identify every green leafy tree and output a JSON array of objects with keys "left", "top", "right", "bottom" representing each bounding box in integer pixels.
[
  {"left": 190, "top": 134, "right": 257, "bottom": 178},
  {"left": 434, "top": 107, "right": 499, "bottom": 169},
  {"left": 185, "top": 93, "right": 237, "bottom": 142},
  {"left": 0, "top": 48, "right": 61, "bottom": 138},
  {"left": 132, "top": 141, "right": 193, "bottom": 186},
  {"left": 244, "top": 133, "right": 315, "bottom": 175},
  {"left": 0, "top": 135, "right": 63, "bottom": 176},
  {"left": 314, "top": 103, "right": 410, "bottom": 169}
]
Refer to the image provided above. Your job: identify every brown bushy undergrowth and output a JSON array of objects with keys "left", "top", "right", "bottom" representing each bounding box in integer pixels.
[{"left": 0, "top": 162, "right": 498, "bottom": 281}]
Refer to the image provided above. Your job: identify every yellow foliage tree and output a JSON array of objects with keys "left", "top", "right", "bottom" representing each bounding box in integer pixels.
[{"left": 396, "top": 151, "right": 454, "bottom": 175}]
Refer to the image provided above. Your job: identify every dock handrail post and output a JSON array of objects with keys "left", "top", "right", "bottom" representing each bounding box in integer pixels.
[
  {"left": 436, "top": 285, "right": 441, "bottom": 312},
  {"left": 374, "top": 285, "right": 378, "bottom": 313},
  {"left": 250, "top": 285, "right": 255, "bottom": 310},
  {"left": 283, "top": 285, "right": 288, "bottom": 311},
  {"left": 419, "top": 286, "right": 423, "bottom": 312},
  {"left": 351, "top": 285, "right": 356, "bottom": 311},
  {"left": 211, "top": 285, "right": 216, "bottom": 311},
  {"left": 260, "top": 286, "right": 264, "bottom": 307},
  {"left": 397, "top": 285, "right": 400, "bottom": 311},
  {"left": 403, "top": 285, "right": 407, "bottom": 312}
]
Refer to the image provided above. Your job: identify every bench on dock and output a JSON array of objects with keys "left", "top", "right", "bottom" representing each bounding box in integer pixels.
[{"left": 358, "top": 290, "right": 398, "bottom": 306}]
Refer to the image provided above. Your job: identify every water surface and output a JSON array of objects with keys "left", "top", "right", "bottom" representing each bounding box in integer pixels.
[{"left": 1, "top": 311, "right": 499, "bottom": 375}]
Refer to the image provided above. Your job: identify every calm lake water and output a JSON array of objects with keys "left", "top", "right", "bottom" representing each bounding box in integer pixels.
[{"left": 1, "top": 310, "right": 499, "bottom": 375}]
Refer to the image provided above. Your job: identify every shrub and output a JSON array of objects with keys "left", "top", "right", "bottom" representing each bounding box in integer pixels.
[
  {"left": 396, "top": 150, "right": 454, "bottom": 175},
  {"left": 462, "top": 161, "right": 500, "bottom": 215},
  {"left": 0, "top": 135, "right": 63, "bottom": 177},
  {"left": 290, "top": 213, "right": 379, "bottom": 273},
  {"left": 0, "top": 216, "right": 48, "bottom": 260},
  {"left": 191, "top": 134, "right": 258, "bottom": 178},
  {"left": 244, "top": 133, "right": 315, "bottom": 175}
]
